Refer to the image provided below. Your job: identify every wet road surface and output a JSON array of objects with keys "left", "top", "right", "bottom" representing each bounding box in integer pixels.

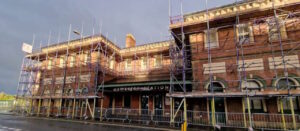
[{"left": 0, "top": 114, "right": 166, "bottom": 131}]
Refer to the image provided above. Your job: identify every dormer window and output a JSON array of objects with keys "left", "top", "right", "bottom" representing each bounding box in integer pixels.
[{"left": 204, "top": 28, "right": 219, "bottom": 49}]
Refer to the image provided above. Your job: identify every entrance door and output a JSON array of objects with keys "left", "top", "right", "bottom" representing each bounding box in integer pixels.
[
  {"left": 141, "top": 95, "right": 149, "bottom": 114},
  {"left": 209, "top": 98, "right": 226, "bottom": 125},
  {"left": 154, "top": 94, "right": 163, "bottom": 115}
]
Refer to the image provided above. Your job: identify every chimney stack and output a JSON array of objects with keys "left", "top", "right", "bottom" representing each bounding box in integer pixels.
[{"left": 125, "top": 33, "right": 136, "bottom": 48}]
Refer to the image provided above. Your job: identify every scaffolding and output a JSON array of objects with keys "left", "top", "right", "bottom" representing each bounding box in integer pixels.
[
  {"left": 169, "top": 0, "right": 300, "bottom": 130},
  {"left": 15, "top": 23, "right": 122, "bottom": 119},
  {"left": 14, "top": 0, "right": 300, "bottom": 130}
]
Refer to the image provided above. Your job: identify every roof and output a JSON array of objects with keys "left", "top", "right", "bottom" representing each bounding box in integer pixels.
[{"left": 26, "top": 34, "right": 173, "bottom": 58}]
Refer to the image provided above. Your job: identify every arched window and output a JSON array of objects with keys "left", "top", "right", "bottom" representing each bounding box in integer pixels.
[
  {"left": 242, "top": 79, "right": 263, "bottom": 92},
  {"left": 275, "top": 77, "right": 299, "bottom": 89},
  {"left": 55, "top": 89, "right": 62, "bottom": 96},
  {"left": 82, "top": 88, "right": 88, "bottom": 95},
  {"left": 67, "top": 89, "right": 73, "bottom": 96},
  {"left": 206, "top": 81, "right": 225, "bottom": 93}
]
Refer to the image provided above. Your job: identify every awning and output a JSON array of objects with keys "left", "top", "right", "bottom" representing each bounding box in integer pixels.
[{"left": 98, "top": 80, "right": 192, "bottom": 89}]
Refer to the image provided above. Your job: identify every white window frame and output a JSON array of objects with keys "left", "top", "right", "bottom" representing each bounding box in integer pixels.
[{"left": 236, "top": 23, "right": 254, "bottom": 44}]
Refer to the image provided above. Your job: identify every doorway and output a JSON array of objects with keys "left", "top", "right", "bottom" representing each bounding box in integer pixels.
[
  {"left": 154, "top": 94, "right": 163, "bottom": 115},
  {"left": 209, "top": 98, "right": 226, "bottom": 124},
  {"left": 141, "top": 95, "right": 149, "bottom": 114}
]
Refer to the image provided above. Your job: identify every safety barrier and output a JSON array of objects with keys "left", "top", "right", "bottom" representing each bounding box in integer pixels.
[
  {"left": 187, "top": 111, "right": 300, "bottom": 130},
  {"left": 13, "top": 107, "right": 300, "bottom": 130}
]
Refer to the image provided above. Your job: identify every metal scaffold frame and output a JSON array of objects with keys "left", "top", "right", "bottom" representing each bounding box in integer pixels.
[
  {"left": 169, "top": 0, "right": 300, "bottom": 130},
  {"left": 15, "top": 23, "right": 118, "bottom": 120}
]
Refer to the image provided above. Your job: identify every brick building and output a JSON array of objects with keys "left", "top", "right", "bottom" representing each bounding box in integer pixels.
[
  {"left": 169, "top": 0, "right": 300, "bottom": 129},
  {"left": 16, "top": 0, "right": 300, "bottom": 130}
]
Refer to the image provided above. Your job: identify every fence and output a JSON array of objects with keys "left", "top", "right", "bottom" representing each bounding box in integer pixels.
[
  {"left": 187, "top": 110, "right": 300, "bottom": 130},
  {"left": 0, "top": 100, "right": 14, "bottom": 113},
  {"left": 13, "top": 107, "right": 300, "bottom": 130}
]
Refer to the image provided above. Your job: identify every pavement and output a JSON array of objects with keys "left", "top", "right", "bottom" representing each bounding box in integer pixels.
[{"left": 0, "top": 114, "right": 177, "bottom": 131}]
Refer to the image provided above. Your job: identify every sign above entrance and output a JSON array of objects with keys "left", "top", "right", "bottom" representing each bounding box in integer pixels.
[{"left": 112, "top": 86, "right": 169, "bottom": 92}]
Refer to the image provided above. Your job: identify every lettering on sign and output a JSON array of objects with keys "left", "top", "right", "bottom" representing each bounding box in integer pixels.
[
  {"left": 43, "top": 78, "right": 52, "bottom": 85},
  {"left": 66, "top": 76, "right": 76, "bottom": 84},
  {"left": 55, "top": 77, "right": 64, "bottom": 84},
  {"left": 80, "top": 74, "right": 91, "bottom": 83},
  {"left": 112, "top": 86, "right": 169, "bottom": 92}
]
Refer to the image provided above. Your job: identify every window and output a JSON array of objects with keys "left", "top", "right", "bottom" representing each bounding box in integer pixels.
[
  {"left": 44, "top": 89, "right": 50, "bottom": 96},
  {"left": 245, "top": 98, "right": 265, "bottom": 113},
  {"left": 237, "top": 24, "right": 254, "bottom": 44},
  {"left": 268, "top": 18, "right": 287, "bottom": 41},
  {"left": 154, "top": 55, "right": 162, "bottom": 68},
  {"left": 141, "top": 57, "right": 147, "bottom": 70},
  {"left": 83, "top": 53, "right": 89, "bottom": 65},
  {"left": 59, "top": 56, "right": 65, "bottom": 68},
  {"left": 109, "top": 57, "right": 115, "bottom": 69},
  {"left": 69, "top": 55, "right": 75, "bottom": 67},
  {"left": 66, "top": 88, "right": 73, "bottom": 96},
  {"left": 189, "top": 33, "right": 203, "bottom": 43},
  {"left": 125, "top": 59, "right": 132, "bottom": 71},
  {"left": 275, "top": 77, "right": 298, "bottom": 89},
  {"left": 242, "top": 80, "right": 262, "bottom": 92},
  {"left": 55, "top": 89, "right": 62, "bottom": 96},
  {"left": 47, "top": 59, "right": 52, "bottom": 70},
  {"left": 279, "top": 97, "right": 299, "bottom": 112},
  {"left": 124, "top": 95, "right": 131, "bottom": 108},
  {"left": 82, "top": 87, "right": 88, "bottom": 95},
  {"left": 206, "top": 81, "right": 224, "bottom": 93},
  {"left": 204, "top": 29, "right": 219, "bottom": 48}
]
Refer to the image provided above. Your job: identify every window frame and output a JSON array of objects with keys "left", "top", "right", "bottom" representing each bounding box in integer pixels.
[
  {"left": 125, "top": 59, "right": 132, "bottom": 71},
  {"left": 154, "top": 54, "right": 163, "bottom": 68},
  {"left": 47, "top": 59, "right": 52, "bottom": 70},
  {"left": 236, "top": 23, "right": 254, "bottom": 44},
  {"left": 204, "top": 28, "right": 219, "bottom": 49},
  {"left": 245, "top": 98, "right": 265, "bottom": 113},
  {"left": 268, "top": 18, "right": 288, "bottom": 41},
  {"left": 141, "top": 57, "right": 147, "bottom": 70},
  {"left": 69, "top": 54, "right": 76, "bottom": 67}
]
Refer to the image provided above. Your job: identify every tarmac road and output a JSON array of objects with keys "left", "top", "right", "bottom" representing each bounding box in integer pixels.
[{"left": 0, "top": 114, "right": 172, "bottom": 131}]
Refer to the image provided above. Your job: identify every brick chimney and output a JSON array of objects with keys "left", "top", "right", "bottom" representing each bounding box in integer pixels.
[{"left": 125, "top": 33, "right": 136, "bottom": 48}]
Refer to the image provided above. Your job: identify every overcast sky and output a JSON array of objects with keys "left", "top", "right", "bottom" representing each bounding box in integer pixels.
[{"left": 0, "top": 0, "right": 239, "bottom": 94}]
